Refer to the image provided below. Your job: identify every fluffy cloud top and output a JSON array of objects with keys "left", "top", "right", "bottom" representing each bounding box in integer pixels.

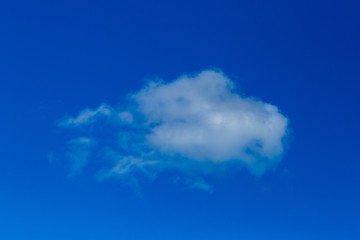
[
  {"left": 132, "top": 70, "right": 288, "bottom": 174},
  {"left": 59, "top": 70, "right": 289, "bottom": 187}
]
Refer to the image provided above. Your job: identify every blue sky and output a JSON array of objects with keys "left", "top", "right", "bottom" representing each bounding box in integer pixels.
[{"left": 1, "top": 0, "right": 359, "bottom": 239}]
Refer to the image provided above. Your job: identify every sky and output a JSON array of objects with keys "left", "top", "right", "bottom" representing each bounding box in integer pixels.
[{"left": 0, "top": 0, "right": 359, "bottom": 239}]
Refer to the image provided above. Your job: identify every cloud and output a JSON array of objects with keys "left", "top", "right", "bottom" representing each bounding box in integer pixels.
[
  {"left": 132, "top": 70, "right": 288, "bottom": 174},
  {"left": 190, "top": 178, "right": 214, "bottom": 193},
  {"left": 118, "top": 111, "right": 134, "bottom": 124},
  {"left": 102, "top": 155, "right": 158, "bottom": 177},
  {"left": 58, "top": 69, "right": 289, "bottom": 189},
  {"left": 66, "top": 137, "right": 97, "bottom": 172},
  {"left": 59, "top": 104, "right": 112, "bottom": 127}
]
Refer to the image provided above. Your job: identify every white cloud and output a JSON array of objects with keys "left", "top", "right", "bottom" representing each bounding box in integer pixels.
[
  {"left": 190, "top": 178, "right": 214, "bottom": 193},
  {"left": 59, "top": 104, "right": 112, "bottom": 127},
  {"left": 69, "top": 137, "right": 97, "bottom": 145},
  {"left": 67, "top": 137, "right": 97, "bottom": 172},
  {"left": 118, "top": 111, "right": 134, "bottom": 124},
  {"left": 132, "top": 70, "right": 288, "bottom": 174},
  {"left": 59, "top": 70, "right": 289, "bottom": 189},
  {"left": 109, "top": 156, "right": 157, "bottom": 176}
]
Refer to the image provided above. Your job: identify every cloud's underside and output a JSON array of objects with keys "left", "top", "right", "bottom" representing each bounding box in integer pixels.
[{"left": 59, "top": 70, "right": 289, "bottom": 189}]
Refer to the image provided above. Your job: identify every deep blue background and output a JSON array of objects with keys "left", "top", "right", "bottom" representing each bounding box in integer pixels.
[{"left": 1, "top": 0, "right": 359, "bottom": 239}]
